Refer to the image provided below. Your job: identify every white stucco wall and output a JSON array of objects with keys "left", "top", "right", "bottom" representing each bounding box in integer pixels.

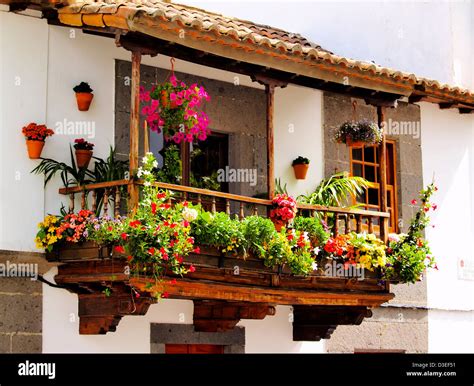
[
  {"left": 0, "top": 12, "right": 48, "bottom": 251},
  {"left": 0, "top": 14, "right": 323, "bottom": 353},
  {"left": 274, "top": 86, "right": 324, "bottom": 197},
  {"left": 420, "top": 102, "right": 474, "bottom": 352}
]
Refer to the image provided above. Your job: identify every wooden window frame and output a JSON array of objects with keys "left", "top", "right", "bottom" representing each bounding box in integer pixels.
[{"left": 349, "top": 140, "right": 398, "bottom": 233}]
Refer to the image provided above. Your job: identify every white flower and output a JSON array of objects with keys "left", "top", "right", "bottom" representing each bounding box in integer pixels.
[
  {"left": 144, "top": 181, "right": 151, "bottom": 187},
  {"left": 182, "top": 207, "right": 198, "bottom": 222},
  {"left": 137, "top": 168, "right": 143, "bottom": 178},
  {"left": 152, "top": 160, "right": 158, "bottom": 168},
  {"left": 142, "top": 170, "right": 151, "bottom": 176},
  {"left": 313, "top": 247, "right": 321, "bottom": 255},
  {"left": 302, "top": 231, "right": 309, "bottom": 241},
  {"left": 311, "top": 262, "right": 318, "bottom": 271}
]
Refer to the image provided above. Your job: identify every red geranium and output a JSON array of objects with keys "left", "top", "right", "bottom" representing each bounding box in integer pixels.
[
  {"left": 269, "top": 194, "right": 297, "bottom": 227},
  {"left": 22, "top": 122, "right": 54, "bottom": 141}
]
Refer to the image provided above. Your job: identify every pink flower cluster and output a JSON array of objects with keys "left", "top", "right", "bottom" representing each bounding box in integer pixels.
[
  {"left": 139, "top": 74, "right": 211, "bottom": 144},
  {"left": 269, "top": 194, "right": 297, "bottom": 226}
]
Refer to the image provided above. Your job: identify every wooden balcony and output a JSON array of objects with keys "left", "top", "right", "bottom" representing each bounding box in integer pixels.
[{"left": 48, "top": 179, "right": 393, "bottom": 339}]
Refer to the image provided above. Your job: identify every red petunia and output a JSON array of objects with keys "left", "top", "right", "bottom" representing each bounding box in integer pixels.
[
  {"left": 114, "top": 245, "right": 125, "bottom": 254},
  {"left": 130, "top": 220, "right": 141, "bottom": 228}
]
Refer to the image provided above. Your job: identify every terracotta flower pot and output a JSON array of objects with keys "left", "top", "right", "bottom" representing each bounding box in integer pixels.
[
  {"left": 75, "top": 149, "right": 93, "bottom": 169},
  {"left": 346, "top": 137, "right": 365, "bottom": 148},
  {"left": 75, "top": 92, "right": 94, "bottom": 111},
  {"left": 293, "top": 163, "right": 309, "bottom": 180},
  {"left": 26, "top": 140, "right": 45, "bottom": 159}
]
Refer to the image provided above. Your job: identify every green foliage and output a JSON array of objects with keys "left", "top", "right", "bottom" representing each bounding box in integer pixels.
[
  {"left": 275, "top": 178, "right": 289, "bottom": 195},
  {"left": 31, "top": 145, "right": 95, "bottom": 187},
  {"left": 384, "top": 183, "right": 438, "bottom": 283},
  {"left": 292, "top": 156, "right": 310, "bottom": 166},
  {"left": 155, "top": 145, "right": 181, "bottom": 185},
  {"left": 93, "top": 147, "right": 129, "bottom": 182},
  {"left": 73, "top": 82, "right": 93, "bottom": 93},
  {"left": 240, "top": 216, "right": 277, "bottom": 258},
  {"left": 299, "top": 171, "right": 371, "bottom": 207},
  {"left": 293, "top": 216, "right": 329, "bottom": 247},
  {"left": 191, "top": 211, "right": 244, "bottom": 254}
]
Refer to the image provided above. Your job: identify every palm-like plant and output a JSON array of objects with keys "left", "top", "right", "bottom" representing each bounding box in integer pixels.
[
  {"left": 32, "top": 145, "right": 95, "bottom": 187},
  {"left": 298, "top": 172, "right": 372, "bottom": 207},
  {"left": 93, "top": 147, "right": 129, "bottom": 182}
]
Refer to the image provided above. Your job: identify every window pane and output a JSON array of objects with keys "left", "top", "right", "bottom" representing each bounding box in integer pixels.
[
  {"left": 352, "top": 148, "right": 363, "bottom": 161},
  {"left": 368, "top": 188, "right": 379, "bottom": 205},
  {"left": 364, "top": 165, "right": 376, "bottom": 182},
  {"left": 352, "top": 163, "right": 363, "bottom": 177},
  {"left": 364, "top": 146, "right": 376, "bottom": 163}
]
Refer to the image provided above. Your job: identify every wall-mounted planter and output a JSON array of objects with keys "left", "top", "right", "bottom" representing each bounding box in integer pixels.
[
  {"left": 73, "top": 82, "right": 94, "bottom": 111},
  {"left": 26, "top": 140, "right": 45, "bottom": 159},
  {"left": 293, "top": 163, "right": 309, "bottom": 179},
  {"left": 292, "top": 156, "right": 310, "bottom": 180},
  {"left": 75, "top": 92, "right": 94, "bottom": 111},
  {"left": 75, "top": 149, "right": 93, "bottom": 168}
]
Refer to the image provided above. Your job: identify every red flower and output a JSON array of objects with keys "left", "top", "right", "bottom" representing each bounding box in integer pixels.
[
  {"left": 177, "top": 257, "right": 184, "bottom": 264},
  {"left": 130, "top": 220, "right": 141, "bottom": 228},
  {"left": 411, "top": 199, "right": 417, "bottom": 205},
  {"left": 193, "top": 246, "right": 200, "bottom": 254},
  {"left": 107, "top": 226, "right": 113, "bottom": 231},
  {"left": 183, "top": 220, "right": 190, "bottom": 227},
  {"left": 148, "top": 247, "right": 155, "bottom": 255},
  {"left": 121, "top": 233, "right": 128, "bottom": 241},
  {"left": 157, "top": 192, "right": 166, "bottom": 199},
  {"left": 114, "top": 245, "right": 125, "bottom": 254},
  {"left": 183, "top": 201, "right": 189, "bottom": 207},
  {"left": 432, "top": 203, "right": 438, "bottom": 210},
  {"left": 169, "top": 279, "right": 177, "bottom": 285},
  {"left": 189, "top": 265, "right": 196, "bottom": 273},
  {"left": 170, "top": 223, "right": 177, "bottom": 229},
  {"left": 127, "top": 255, "right": 133, "bottom": 261},
  {"left": 151, "top": 202, "right": 157, "bottom": 215},
  {"left": 135, "top": 292, "right": 141, "bottom": 299},
  {"left": 187, "top": 237, "right": 194, "bottom": 244},
  {"left": 161, "top": 292, "right": 169, "bottom": 298}
]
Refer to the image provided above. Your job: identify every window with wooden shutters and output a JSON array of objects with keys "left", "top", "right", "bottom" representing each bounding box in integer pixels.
[{"left": 350, "top": 141, "right": 398, "bottom": 232}]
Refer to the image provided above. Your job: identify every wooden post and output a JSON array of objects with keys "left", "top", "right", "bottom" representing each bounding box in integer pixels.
[
  {"left": 128, "top": 50, "right": 141, "bottom": 213},
  {"left": 143, "top": 120, "right": 150, "bottom": 154},
  {"left": 180, "top": 141, "right": 190, "bottom": 186},
  {"left": 377, "top": 106, "right": 389, "bottom": 243},
  {"left": 266, "top": 83, "right": 275, "bottom": 199}
]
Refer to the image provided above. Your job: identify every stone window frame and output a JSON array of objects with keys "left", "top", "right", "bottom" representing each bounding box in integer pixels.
[{"left": 150, "top": 323, "right": 245, "bottom": 354}]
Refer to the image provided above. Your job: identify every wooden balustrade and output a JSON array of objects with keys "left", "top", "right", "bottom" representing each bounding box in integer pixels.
[{"left": 59, "top": 179, "right": 389, "bottom": 237}]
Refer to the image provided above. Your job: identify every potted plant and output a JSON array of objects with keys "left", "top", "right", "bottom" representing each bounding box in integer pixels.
[
  {"left": 74, "top": 138, "right": 94, "bottom": 169},
  {"left": 292, "top": 156, "right": 310, "bottom": 179},
  {"left": 140, "top": 63, "right": 211, "bottom": 144},
  {"left": 73, "top": 82, "right": 94, "bottom": 111},
  {"left": 335, "top": 120, "right": 383, "bottom": 147},
  {"left": 22, "top": 122, "right": 54, "bottom": 159},
  {"left": 269, "top": 194, "right": 297, "bottom": 231}
]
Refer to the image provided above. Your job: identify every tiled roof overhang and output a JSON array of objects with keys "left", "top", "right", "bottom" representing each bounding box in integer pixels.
[{"left": 3, "top": 0, "right": 474, "bottom": 109}]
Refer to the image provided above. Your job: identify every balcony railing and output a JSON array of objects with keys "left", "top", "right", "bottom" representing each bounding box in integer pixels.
[{"left": 58, "top": 179, "right": 390, "bottom": 238}]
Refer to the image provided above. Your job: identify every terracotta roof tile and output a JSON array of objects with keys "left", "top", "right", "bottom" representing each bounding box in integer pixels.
[{"left": 21, "top": 0, "right": 474, "bottom": 104}]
